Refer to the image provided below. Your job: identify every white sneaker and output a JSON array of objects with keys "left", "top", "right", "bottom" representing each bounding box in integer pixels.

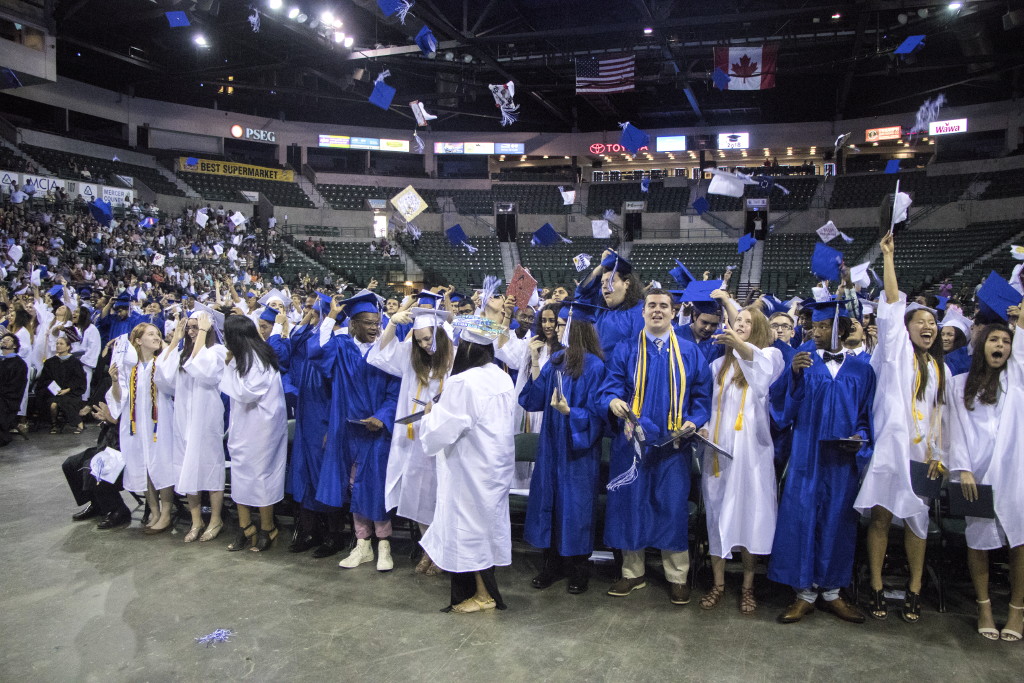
[
  {"left": 338, "top": 538, "right": 374, "bottom": 569},
  {"left": 377, "top": 539, "right": 394, "bottom": 572}
]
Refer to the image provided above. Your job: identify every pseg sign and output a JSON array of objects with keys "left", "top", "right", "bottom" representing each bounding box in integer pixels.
[{"left": 230, "top": 124, "right": 277, "bottom": 143}]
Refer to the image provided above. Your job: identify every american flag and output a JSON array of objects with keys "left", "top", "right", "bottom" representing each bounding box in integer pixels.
[{"left": 575, "top": 54, "right": 635, "bottom": 94}]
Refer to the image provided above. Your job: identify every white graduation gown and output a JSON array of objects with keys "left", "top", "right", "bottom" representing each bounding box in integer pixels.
[
  {"left": 219, "top": 355, "right": 288, "bottom": 507},
  {"left": 419, "top": 364, "right": 516, "bottom": 573},
  {"left": 948, "top": 329, "right": 1024, "bottom": 550},
  {"left": 367, "top": 337, "right": 445, "bottom": 525},
  {"left": 702, "top": 344, "right": 783, "bottom": 558},
  {"left": 494, "top": 332, "right": 547, "bottom": 491},
  {"left": 854, "top": 292, "right": 952, "bottom": 539},
  {"left": 155, "top": 343, "right": 227, "bottom": 494},
  {"left": 110, "top": 346, "right": 177, "bottom": 492}
]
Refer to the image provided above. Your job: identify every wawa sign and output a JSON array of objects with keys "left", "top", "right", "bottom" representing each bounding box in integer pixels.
[{"left": 928, "top": 118, "right": 968, "bottom": 136}]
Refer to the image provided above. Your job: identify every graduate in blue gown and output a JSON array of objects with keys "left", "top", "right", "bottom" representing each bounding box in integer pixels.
[
  {"left": 96, "top": 293, "right": 146, "bottom": 345},
  {"left": 519, "top": 301, "right": 607, "bottom": 595},
  {"left": 598, "top": 288, "right": 713, "bottom": 605},
  {"left": 769, "top": 299, "right": 876, "bottom": 625},
  {"left": 768, "top": 312, "right": 799, "bottom": 465},
  {"left": 675, "top": 299, "right": 726, "bottom": 365},
  {"left": 320, "top": 292, "right": 401, "bottom": 572},
  {"left": 257, "top": 306, "right": 296, "bottom": 415},
  {"left": 286, "top": 297, "right": 334, "bottom": 555},
  {"left": 574, "top": 250, "right": 644, "bottom": 358}
]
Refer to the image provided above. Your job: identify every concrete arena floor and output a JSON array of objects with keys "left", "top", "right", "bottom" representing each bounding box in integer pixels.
[{"left": 3, "top": 432, "right": 1024, "bottom": 683}]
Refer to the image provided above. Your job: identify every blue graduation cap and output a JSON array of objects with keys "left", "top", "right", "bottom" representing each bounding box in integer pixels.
[
  {"left": 531, "top": 223, "right": 570, "bottom": 246},
  {"left": 619, "top": 122, "right": 650, "bottom": 154},
  {"left": 557, "top": 299, "right": 603, "bottom": 324},
  {"left": 369, "top": 71, "right": 396, "bottom": 111},
  {"left": 343, "top": 291, "right": 383, "bottom": 318},
  {"left": 417, "top": 290, "right": 443, "bottom": 307},
  {"left": 738, "top": 233, "right": 757, "bottom": 254},
  {"left": 446, "top": 224, "right": 471, "bottom": 248},
  {"left": 113, "top": 293, "right": 132, "bottom": 309},
  {"left": 678, "top": 280, "right": 724, "bottom": 316},
  {"left": 885, "top": 159, "right": 901, "bottom": 174},
  {"left": 803, "top": 298, "right": 853, "bottom": 322},
  {"left": 977, "top": 271, "right": 1021, "bottom": 323},
  {"left": 811, "top": 242, "right": 844, "bottom": 281},
  {"left": 692, "top": 197, "right": 710, "bottom": 215},
  {"left": 711, "top": 67, "right": 731, "bottom": 91},
  {"left": 600, "top": 252, "right": 633, "bottom": 276},
  {"left": 313, "top": 292, "right": 333, "bottom": 316},
  {"left": 760, "top": 294, "right": 790, "bottom": 317},
  {"left": 47, "top": 284, "right": 63, "bottom": 298},
  {"left": 191, "top": 244, "right": 201, "bottom": 255},
  {"left": 186, "top": 157, "right": 199, "bottom": 167},
  {"left": 894, "top": 35, "right": 926, "bottom": 55},
  {"left": 88, "top": 199, "right": 112, "bottom": 225},
  {"left": 378, "top": 0, "right": 414, "bottom": 23},
  {"left": 935, "top": 295, "right": 949, "bottom": 312},
  {"left": 165, "top": 11, "right": 190, "bottom": 28},
  {"left": 259, "top": 307, "right": 279, "bottom": 324},
  {"left": 640, "top": 177, "right": 650, "bottom": 193},
  {"left": 669, "top": 259, "right": 696, "bottom": 287},
  {"left": 415, "top": 25, "right": 437, "bottom": 55}
]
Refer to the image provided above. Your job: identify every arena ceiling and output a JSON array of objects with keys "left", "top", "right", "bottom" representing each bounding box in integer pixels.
[{"left": 47, "top": 0, "right": 1024, "bottom": 132}]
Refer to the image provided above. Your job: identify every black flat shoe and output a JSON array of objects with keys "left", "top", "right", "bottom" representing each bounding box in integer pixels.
[
  {"left": 312, "top": 533, "right": 345, "bottom": 559},
  {"left": 901, "top": 584, "right": 922, "bottom": 624},
  {"left": 531, "top": 569, "right": 565, "bottom": 590},
  {"left": 96, "top": 510, "right": 131, "bottom": 530},
  {"left": 72, "top": 504, "right": 100, "bottom": 521},
  {"left": 868, "top": 588, "right": 888, "bottom": 620},
  {"left": 288, "top": 534, "right": 323, "bottom": 553},
  {"left": 567, "top": 578, "right": 589, "bottom": 594}
]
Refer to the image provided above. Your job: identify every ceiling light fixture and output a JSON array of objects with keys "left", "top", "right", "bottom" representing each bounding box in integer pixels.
[
  {"left": 320, "top": 10, "right": 334, "bottom": 25},
  {"left": 643, "top": 27, "right": 653, "bottom": 35},
  {"left": 268, "top": 0, "right": 283, "bottom": 9},
  {"left": 287, "top": 7, "right": 300, "bottom": 19},
  {"left": 344, "top": 36, "right": 353, "bottom": 48},
  {"left": 949, "top": 2, "right": 962, "bottom": 10},
  {"left": 194, "top": 34, "right": 208, "bottom": 47}
]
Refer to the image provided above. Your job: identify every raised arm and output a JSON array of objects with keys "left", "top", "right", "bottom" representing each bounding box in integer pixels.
[{"left": 880, "top": 233, "right": 898, "bottom": 304}]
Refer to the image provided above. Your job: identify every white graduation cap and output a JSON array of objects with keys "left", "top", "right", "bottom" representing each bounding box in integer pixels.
[
  {"left": 557, "top": 186, "right": 576, "bottom": 206},
  {"left": 231, "top": 234, "right": 243, "bottom": 246},
  {"left": 591, "top": 220, "right": 611, "bottom": 239},
  {"left": 849, "top": 261, "right": 872, "bottom": 289},
  {"left": 213, "top": 243, "right": 224, "bottom": 256},
  {"left": 195, "top": 211, "right": 209, "bottom": 228},
  {"left": 227, "top": 247, "right": 238, "bottom": 261},
  {"left": 152, "top": 253, "right": 166, "bottom": 267},
  {"left": 7, "top": 244, "right": 23, "bottom": 263},
  {"left": 573, "top": 253, "right": 592, "bottom": 272},
  {"left": 940, "top": 308, "right": 973, "bottom": 338},
  {"left": 1010, "top": 245, "right": 1024, "bottom": 261},
  {"left": 707, "top": 169, "right": 747, "bottom": 198},
  {"left": 890, "top": 181, "right": 913, "bottom": 231},
  {"left": 190, "top": 301, "right": 225, "bottom": 338},
  {"left": 230, "top": 211, "right": 246, "bottom": 227},
  {"left": 258, "top": 288, "right": 291, "bottom": 311}
]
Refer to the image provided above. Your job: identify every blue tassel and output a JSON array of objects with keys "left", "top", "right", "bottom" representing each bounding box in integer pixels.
[{"left": 195, "top": 629, "right": 234, "bottom": 648}]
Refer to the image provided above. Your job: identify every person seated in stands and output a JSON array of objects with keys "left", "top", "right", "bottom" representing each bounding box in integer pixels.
[
  {"left": 62, "top": 401, "right": 133, "bottom": 529},
  {"left": 81, "top": 166, "right": 91, "bottom": 180}
]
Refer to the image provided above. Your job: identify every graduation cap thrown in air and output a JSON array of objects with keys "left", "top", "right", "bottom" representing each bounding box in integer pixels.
[
  {"left": 89, "top": 199, "right": 113, "bottom": 225},
  {"left": 378, "top": 0, "right": 414, "bottom": 23},
  {"left": 692, "top": 197, "right": 710, "bottom": 215},
  {"left": 531, "top": 223, "right": 572, "bottom": 246},
  {"left": 738, "top": 233, "right": 757, "bottom": 254},
  {"left": 165, "top": 11, "right": 190, "bottom": 28},
  {"left": 977, "top": 271, "right": 1021, "bottom": 323},
  {"left": 894, "top": 35, "right": 926, "bottom": 55},
  {"left": 885, "top": 159, "right": 901, "bottom": 174},
  {"left": 669, "top": 260, "right": 696, "bottom": 287},
  {"left": 369, "top": 70, "right": 396, "bottom": 110},
  {"left": 415, "top": 25, "right": 438, "bottom": 55},
  {"left": 811, "top": 242, "right": 844, "bottom": 282},
  {"left": 711, "top": 67, "right": 731, "bottom": 90},
  {"left": 618, "top": 122, "right": 650, "bottom": 154}
]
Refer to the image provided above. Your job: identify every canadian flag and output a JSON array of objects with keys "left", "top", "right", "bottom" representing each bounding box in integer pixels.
[{"left": 714, "top": 45, "right": 777, "bottom": 90}]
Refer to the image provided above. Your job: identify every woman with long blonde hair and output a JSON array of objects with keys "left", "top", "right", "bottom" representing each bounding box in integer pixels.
[{"left": 699, "top": 303, "right": 784, "bottom": 615}]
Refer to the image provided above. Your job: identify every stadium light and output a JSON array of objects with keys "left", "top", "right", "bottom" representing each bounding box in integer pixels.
[
  {"left": 321, "top": 11, "right": 334, "bottom": 25},
  {"left": 268, "top": 0, "right": 283, "bottom": 9},
  {"left": 343, "top": 36, "right": 354, "bottom": 48},
  {"left": 194, "top": 34, "right": 208, "bottom": 47},
  {"left": 287, "top": 7, "right": 300, "bottom": 19}
]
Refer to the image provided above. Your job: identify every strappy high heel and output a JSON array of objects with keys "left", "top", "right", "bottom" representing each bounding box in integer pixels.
[
  {"left": 976, "top": 599, "right": 999, "bottom": 640},
  {"left": 251, "top": 526, "right": 279, "bottom": 553},
  {"left": 901, "top": 582, "right": 921, "bottom": 624},
  {"left": 227, "top": 523, "right": 256, "bottom": 551},
  {"left": 1001, "top": 603, "right": 1024, "bottom": 642}
]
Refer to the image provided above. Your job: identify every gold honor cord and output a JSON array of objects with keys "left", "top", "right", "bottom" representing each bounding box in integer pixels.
[
  {"left": 630, "top": 330, "right": 687, "bottom": 437},
  {"left": 710, "top": 363, "right": 747, "bottom": 478},
  {"left": 911, "top": 355, "right": 941, "bottom": 445},
  {"left": 407, "top": 377, "right": 443, "bottom": 440},
  {"left": 129, "top": 362, "right": 158, "bottom": 441}
]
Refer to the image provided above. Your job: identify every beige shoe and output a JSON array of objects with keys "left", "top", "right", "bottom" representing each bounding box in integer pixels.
[
  {"left": 377, "top": 539, "right": 394, "bottom": 572},
  {"left": 338, "top": 538, "right": 374, "bottom": 569}
]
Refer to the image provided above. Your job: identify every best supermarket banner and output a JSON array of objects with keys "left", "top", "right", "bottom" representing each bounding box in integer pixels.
[{"left": 177, "top": 157, "right": 294, "bottom": 182}]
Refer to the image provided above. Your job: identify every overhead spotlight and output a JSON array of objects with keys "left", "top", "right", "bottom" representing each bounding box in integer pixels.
[
  {"left": 308, "top": 18, "right": 319, "bottom": 29},
  {"left": 948, "top": 2, "right": 962, "bottom": 10},
  {"left": 333, "top": 18, "right": 343, "bottom": 28},
  {"left": 343, "top": 36, "right": 353, "bottom": 48},
  {"left": 268, "top": 0, "right": 283, "bottom": 9},
  {"left": 444, "top": 51, "right": 454, "bottom": 61},
  {"left": 918, "top": 8, "right": 929, "bottom": 18},
  {"left": 462, "top": 54, "right": 473, "bottom": 63},
  {"left": 334, "top": 31, "right": 344, "bottom": 43},
  {"left": 194, "top": 34, "right": 208, "bottom": 46},
  {"left": 296, "top": 12, "right": 307, "bottom": 22},
  {"left": 643, "top": 27, "right": 653, "bottom": 35},
  {"left": 321, "top": 10, "right": 334, "bottom": 25},
  {"left": 831, "top": 12, "right": 841, "bottom": 19},
  {"left": 287, "top": 7, "right": 299, "bottom": 19},
  {"left": 898, "top": 13, "right": 908, "bottom": 24}
]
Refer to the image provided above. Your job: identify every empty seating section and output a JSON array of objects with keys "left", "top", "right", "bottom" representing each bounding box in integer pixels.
[
  {"left": 493, "top": 168, "right": 575, "bottom": 183},
  {"left": 829, "top": 171, "right": 972, "bottom": 209},
  {"left": 316, "top": 184, "right": 441, "bottom": 212},
  {"left": 272, "top": 242, "right": 331, "bottom": 283},
  {"left": 759, "top": 227, "right": 878, "bottom": 297},
  {"left": 587, "top": 182, "right": 691, "bottom": 214},
  {"left": 629, "top": 242, "right": 742, "bottom": 290},
  {"left": 516, "top": 236, "right": 618, "bottom": 288},
  {"left": 492, "top": 184, "right": 570, "bottom": 214},
  {"left": 318, "top": 242, "right": 395, "bottom": 287},
  {"left": 976, "top": 169, "right": 1024, "bottom": 200},
  {"left": 706, "top": 176, "right": 820, "bottom": 213},
  {"left": 20, "top": 144, "right": 185, "bottom": 196},
  {"left": 178, "top": 171, "right": 315, "bottom": 207},
  {"left": 398, "top": 232, "right": 502, "bottom": 294}
]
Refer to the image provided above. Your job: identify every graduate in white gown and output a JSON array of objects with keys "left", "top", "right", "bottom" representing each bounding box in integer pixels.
[
  {"left": 699, "top": 305, "right": 783, "bottom": 615},
  {"left": 854, "top": 234, "right": 952, "bottom": 624},
  {"left": 218, "top": 315, "right": 289, "bottom": 553},
  {"left": 110, "top": 323, "right": 177, "bottom": 534},
  {"left": 419, "top": 320, "right": 516, "bottom": 614},
  {"left": 368, "top": 305, "right": 453, "bottom": 575},
  {"left": 948, "top": 300, "right": 1024, "bottom": 641},
  {"left": 155, "top": 309, "right": 227, "bottom": 543}
]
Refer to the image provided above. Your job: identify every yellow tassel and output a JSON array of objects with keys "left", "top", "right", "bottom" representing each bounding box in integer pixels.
[{"left": 713, "top": 453, "right": 720, "bottom": 478}]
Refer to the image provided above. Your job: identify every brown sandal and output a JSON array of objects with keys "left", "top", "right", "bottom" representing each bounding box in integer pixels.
[
  {"left": 740, "top": 587, "right": 757, "bottom": 615},
  {"left": 700, "top": 584, "right": 726, "bottom": 610}
]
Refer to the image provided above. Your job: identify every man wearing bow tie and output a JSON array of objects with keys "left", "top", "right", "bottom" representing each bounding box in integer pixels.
[{"left": 768, "top": 299, "right": 876, "bottom": 625}]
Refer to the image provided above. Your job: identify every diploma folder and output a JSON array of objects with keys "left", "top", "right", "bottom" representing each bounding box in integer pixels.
[
  {"left": 395, "top": 412, "right": 425, "bottom": 426},
  {"left": 948, "top": 483, "right": 996, "bottom": 519},
  {"left": 651, "top": 430, "right": 733, "bottom": 459},
  {"left": 909, "top": 459, "right": 942, "bottom": 499}
]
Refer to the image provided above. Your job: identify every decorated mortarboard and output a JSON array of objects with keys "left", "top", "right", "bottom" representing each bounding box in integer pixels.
[
  {"left": 488, "top": 81, "right": 519, "bottom": 127},
  {"left": 410, "top": 100, "right": 437, "bottom": 126},
  {"left": 258, "top": 288, "right": 291, "bottom": 311},
  {"left": 618, "top": 122, "right": 650, "bottom": 154},
  {"left": 369, "top": 70, "right": 396, "bottom": 111},
  {"left": 390, "top": 185, "right": 428, "bottom": 223},
  {"left": 811, "top": 242, "right": 844, "bottom": 282},
  {"left": 343, "top": 290, "right": 384, "bottom": 317},
  {"left": 165, "top": 11, "right": 190, "bottom": 27},
  {"left": 573, "top": 253, "right": 592, "bottom": 272},
  {"left": 415, "top": 25, "right": 438, "bottom": 55},
  {"left": 259, "top": 307, "right": 280, "bottom": 324},
  {"left": 378, "top": 0, "right": 413, "bottom": 23},
  {"left": 1011, "top": 245, "right": 1024, "bottom": 261},
  {"left": 452, "top": 314, "right": 505, "bottom": 345},
  {"left": 977, "top": 271, "right": 1021, "bottom": 323},
  {"left": 445, "top": 224, "right": 478, "bottom": 253},
  {"left": 531, "top": 223, "right": 572, "bottom": 247},
  {"left": 940, "top": 308, "right": 973, "bottom": 338},
  {"left": 139, "top": 216, "right": 157, "bottom": 229},
  {"left": 417, "top": 290, "right": 443, "bottom": 307},
  {"left": 737, "top": 233, "right": 757, "bottom": 254},
  {"left": 894, "top": 35, "right": 926, "bottom": 55}
]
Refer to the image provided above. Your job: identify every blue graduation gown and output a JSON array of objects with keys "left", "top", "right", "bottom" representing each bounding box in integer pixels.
[
  {"left": 97, "top": 311, "right": 145, "bottom": 345},
  {"left": 769, "top": 339, "right": 798, "bottom": 463},
  {"left": 945, "top": 346, "right": 971, "bottom": 376},
  {"left": 286, "top": 325, "right": 332, "bottom": 510},
  {"left": 598, "top": 334, "right": 713, "bottom": 551},
  {"left": 674, "top": 323, "right": 724, "bottom": 364},
  {"left": 519, "top": 352, "right": 607, "bottom": 556},
  {"left": 319, "top": 334, "right": 400, "bottom": 519},
  {"left": 575, "top": 277, "right": 644, "bottom": 358},
  {"left": 767, "top": 348, "right": 876, "bottom": 591}
]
